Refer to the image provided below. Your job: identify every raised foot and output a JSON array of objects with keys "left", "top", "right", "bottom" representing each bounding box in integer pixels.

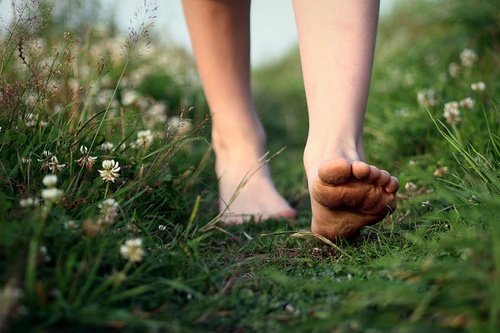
[
  {"left": 310, "top": 157, "right": 399, "bottom": 241},
  {"left": 218, "top": 163, "right": 296, "bottom": 225}
]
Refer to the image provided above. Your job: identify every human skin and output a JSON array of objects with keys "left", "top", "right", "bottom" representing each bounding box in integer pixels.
[{"left": 181, "top": 0, "right": 399, "bottom": 240}]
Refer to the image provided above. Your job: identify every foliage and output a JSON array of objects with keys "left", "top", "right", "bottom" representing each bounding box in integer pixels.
[{"left": 0, "top": 0, "right": 498, "bottom": 332}]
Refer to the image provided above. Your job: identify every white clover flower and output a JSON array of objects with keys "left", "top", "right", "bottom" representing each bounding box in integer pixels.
[
  {"left": 404, "top": 182, "right": 417, "bottom": 193},
  {"left": 41, "top": 188, "right": 63, "bottom": 203},
  {"left": 168, "top": 116, "right": 192, "bottom": 135},
  {"left": 121, "top": 90, "right": 139, "bottom": 106},
  {"left": 41, "top": 155, "right": 66, "bottom": 173},
  {"left": 77, "top": 145, "right": 97, "bottom": 170},
  {"left": 448, "top": 62, "right": 460, "bottom": 78},
  {"left": 64, "top": 220, "right": 78, "bottom": 230},
  {"left": 433, "top": 166, "right": 449, "bottom": 177},
  {"left": 22, "top": 157, "right": 32, "bottom": 164},
  {"left": 97, "top": 198, "right": 120, "bottom": 226},
  {"left": 460, "top": 48, "right": 478, "bottom": 67},
  {"left": 42, "top": 174, "right": 58, "bottom": 188},
  {"left": 471, "top": 81, "right": 486, "bottom": 92},
  {"left": 19, "top": 197, "right": 36, "bottom": 208},
  {"left": 100, "top": 142, "right": 114, "bottom": 152},
  {"left": 158, "top": 225, "right": 167, "bottom": 231},
  {"left": 120, "top": 238, "right": 145, "bottom": 263},
  {"left": 135, "top": 130, "right": 154, "bottom": 149},
  {"left": 146, "top": 102, "right": 167, "bottom": 125},
  {"left": 417, "top": 89, "right": 437, "bottom": 108},
  {"left": 421, "top": 201, "right": 432, "bottom": 209},
  {"left": 25, "top": 113, "right": 38, "bottom": 127},
  {"left": 443, "top": 101, "right": 461, "bottom": 125},
  {"left": 98, "top": 159, "right": 120, "bottom": 182},
  {"left": 96, "top": 89, "right": 114, "bottom": 107},
  {"left": 459, "top": 97, "right": 475, "bottom": 111}
]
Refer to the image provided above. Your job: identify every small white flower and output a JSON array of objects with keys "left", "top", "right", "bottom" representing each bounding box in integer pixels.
[
  {"left": 77, "top": 145, "right": 97, "bottom": 170},
  {"left": 135, "top": 129, "right": 154, "bottom": 149},
  {"left": 97, "top": 198, "right": 120, "bottom": 225},
  {"left": 64, "top": 220, "right": 78, "bottom": 230},
  {"left": 19, "top": 197, "right": 36, "bottom": 208},
  {"left": 168, "top": 116, "right": 192, "bottom": 135},
  {"left": 25, "top": 113, "right": 38, "bottom": 127},
  {"left": 100, "top": 142, "right": 114, "bottom": 152},
  {"left": 460, "top": 48, "right": 477, "bottom": 67},
  {"left": 470, "top": 81, "right": 486, "bottom": 92},
  {"left": 98, "top": 159, "right": 120, "bottom": 182},
  {"left": 417, "top": 89, "right": 437, "bottom": 108},
  {"left": 146, "top": 102, "right": 167, "bottom": 125},
  {"left": 120, "top": 238, "right": 145, "bottom": 262},
  {"left": 41, "top": 155, "right": 66, "bottom": 173},
  {"left": 158, "top": 225, "right": 167, "bottom": 231},
  {"left": 42, "top": 174, "right": 58, "bottom": 188},
  {"left": 404, "top": 182, "right": 417, "bottom": 193},
  {"left": 41, "top": 188, "right": 64, "bottom": 203},
  {"left": 443, "top": 101, "right": 461, "bottom": 125},
  {"left": 459, "top": 97, "right": 474, "bottom": 111},
  {"left": 22, "top": 157, "right": 32, "bottom": 164},
  {"left": 121, "top": 90, "right": 139, "bottom": 106},
  {"left": 448, "top": 62, "right": 460, "bottom": 78},
  {"left": 421, "top": 200, "right": 431, "bottom": 208},
  {"left": 433, "top": 166, "right": 449, "bottom": 177}
]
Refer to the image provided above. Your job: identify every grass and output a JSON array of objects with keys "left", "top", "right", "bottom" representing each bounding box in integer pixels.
[{"left": 0, "top": 0, "right": 499, "bottom": 332}]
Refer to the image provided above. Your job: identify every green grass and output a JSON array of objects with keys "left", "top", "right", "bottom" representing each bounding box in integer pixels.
[{"left": 0, "top": 0, "right": 499, "bottom": 332}]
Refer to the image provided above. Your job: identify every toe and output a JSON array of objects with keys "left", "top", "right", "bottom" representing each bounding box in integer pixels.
[
  {"left": 352, "top": 161, "right": 371, "bottom": 180},
  {"left": 318, "top": 157, "right": 352, "bottom": 184},
  {"left": 385, "top": 176, "right": 400, "bottom": 193},
  {"left": 366, "top": 165, "right": 381, "bottom": 183},
  {"left": 377, "top": 170, "right": 392, "bottom": 187}
]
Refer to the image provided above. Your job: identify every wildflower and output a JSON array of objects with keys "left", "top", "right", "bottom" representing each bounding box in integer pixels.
[
  {"left": 417, "top": 89, "right": 437, "bottom": 108},
  {"left": 120, "top": 238, "right": 145, "bottom": 263},
  {"left": 19, "top": 197, "right": 36, "bottom": 207},
  {"left": 443, "top": 101, "right": 461, "bottom": 125},
  {"left": 97, "top": 198, "right": 120, "bottom": 226},
  {"left": 64, "top": 220, "right": 78, "bottom": 230},
  {"left": 100, "top": 141, "right": 114, "bottom": 152},
  {"left": 168, "top": 116, "right": 192, "bottom": 135},
  {"left": 158, "top": 225, "right": 167, "bottom": 231},
  {"left": 39, "top": 152, "right": 66, "bottom": 173},
  {"left": 433, "top": 165, "right": 449, "bottom": 177},
  {"left": 22, "top": 157, "right": 32, "bottom": 164},
  {"left": 39, "top": 245, "right": 51, "bottom": 262},
  {"left": 121, "top": 89, "right": 139, "bottom": 106},
  {"left": 471, "top": 81, "right": 486, "bottom": 92},
  {"left": 25, "top": 113, "right": 38, "bottom": 127},
  {"left": 459, "top": 97, "right": 474, "bottom": 111},
  {"left": 146, "top": 102, "right": 167, "bottom": 125},
  {"left": 134, "top": 129, "right": 154, "bottom": 149},
  {"left": 41, "top": 188, "right": 63, "bottom": 203},
  {"left": 96, "top": 89, "right": 114, "bottom": 107},
  {"left": 460, "top": 48, "right": 477, "bottom": 67},
  {"left": 421, "top": 200, "right": 432, "bottom": 209},
  {"left": 404, "top": 182, "right": 417, "bottom": 193},
  {"left": 448, "top": 62, "right": 460, "bottom": 78},
  {"left": 42, "top": 174, "right": 58, "bottom": 188},
  {"left": 98, "top": 159, "right": 120, "bottom": 182},
  {"left": 77, "top": 145, "right": 97, "bottom": 170}
]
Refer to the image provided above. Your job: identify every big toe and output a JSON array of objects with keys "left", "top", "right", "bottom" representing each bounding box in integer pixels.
[{"left": 318, "top": 157, "right": 352, "bottom": 184}]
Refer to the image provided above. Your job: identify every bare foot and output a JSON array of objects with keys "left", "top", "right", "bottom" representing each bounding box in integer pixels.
[
  {"left": 217, "top": 157, "right": 296, "bottom": 225},
  {"left": 308, "top": 157, "right": 399, "bottom": 241}
]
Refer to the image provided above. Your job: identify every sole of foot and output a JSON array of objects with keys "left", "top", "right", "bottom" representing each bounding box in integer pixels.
[{"left": 309, "top": 157, "right": 399, "bottom": 241}]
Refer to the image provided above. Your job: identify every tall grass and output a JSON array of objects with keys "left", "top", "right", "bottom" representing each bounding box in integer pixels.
[{"left": 0, "top": 0, "right": 499, "bottom": 332}]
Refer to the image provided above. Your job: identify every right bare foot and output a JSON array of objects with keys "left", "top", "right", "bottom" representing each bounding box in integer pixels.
[
  {"left": 216, "top": 156, "right": 296, "bottom": 224},
  {"left": 307, "top": 157, "right": 399, "bottom": 241}
]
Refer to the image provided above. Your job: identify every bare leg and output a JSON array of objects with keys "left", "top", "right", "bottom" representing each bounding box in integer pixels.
[
  {"left": 182, "top": 0, "right": 296, "bottom": 223},
  {"left": 293, "top": 0, "right": 399, "bottom": 240}
]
